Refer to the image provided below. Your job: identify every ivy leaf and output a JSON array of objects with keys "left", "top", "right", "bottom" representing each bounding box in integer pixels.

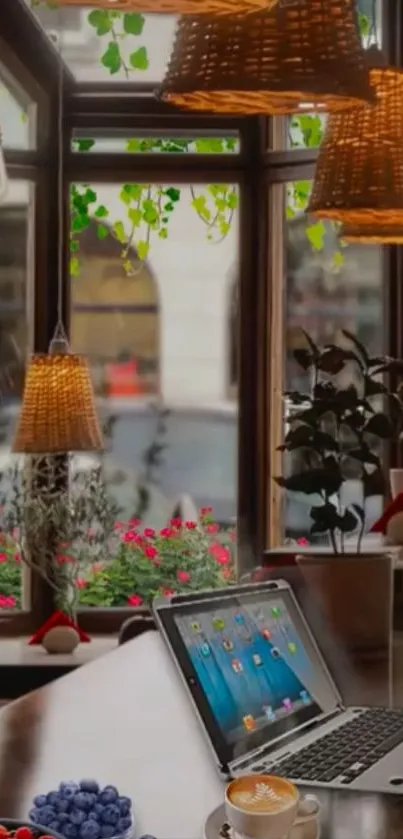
[
  {"left": 113, "top": 221, "right": 126, "bottom": 244},
  {"left": 74, "top": 138, "right": 95, "bottom": 152},
  {"left": 227, "top": 191, "right": 239, "bottom": 210},
  {"left": 88, "top": 9, "right": 112, "bottom": 36},
  {"left": 333, "top": 250, "right": 344, "bottom": 270},
  {"left": 97, "top": 224, "right": 109, "bottom": 240},
  {"left": 70, "top": 256, "right": 80, "bottom": 277},
  {"left": 158, "top": 228, "right": 168, "bottom": 239},
  {"left": 123, "top": 13, "right": 145, "bottom": 35},
  {"left": 165, "top": 187, "right": 181, "bottom": 202},
  {"left": 137, "top": 240, "right": 150, "bottom": 261},
  {"left": 128, "top": 207, "right": 142, "bottom": 226},
  {"left": 192, "top": 194, "right": 211, "bottom": 222},
  {"left": 306, "top": 221, "right": 325, "bottom": 251},
  {"left": 95, "top": 205, "right": 109, "bottom": 218},
  {"left": 129, "top": 47, "right": 149, "bottom": 71},
  {"left": 359, "top": 12, "right": 370, "bottom": 38},
  {"left": 102, "top": 42, "right": 122, "bottom": 75}
]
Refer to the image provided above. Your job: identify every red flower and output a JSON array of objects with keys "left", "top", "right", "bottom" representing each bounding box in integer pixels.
[
  {"left": 14, "top": 553, "right": 21, "bottom": 563},
  {"left": 0, "top": 553, "right": 7, "bottom": 563},
  {"left": 75, "top": 578, "right": 88, "bottom": 589},
  {"left": 144, "top": 527, "right": 156, "bottom": 538},
  {"left": 209, "top": 544, "right": 230, "bottom": 566},
  {"left": 127, "top": 593, "right": 143, "bottom": 607},
  {"left": 162, "top": 587, "right": 176, "bottom": 597},
  {"left": 297, "top": 537, "right": 310, "bottom": 546},
  {"left": 205, "top": 523, "right": 219, "bottom": 533},
  {"left": 57, "top": 554, "right": 75, "bottom": 565},
  {"left": 170, "top": 518, "right": 182, "bottom": 529},
  {"left": 129, "top": 518, "right": 141, "bottom": 528},
  {"left": 200, "top": 506, "right": 213, "bottom": 517},
  {"left": 185, "top": 521, "right": 197, "bottom": 530},
  {"left": 160, "top": 527, "right": 173, "bottom": 538},
  {"left": 122, "top": 530, "right": 142, "bottom": 545},
  {"left": 0, "top": 594, "right": 16, "bottom": 608},
  {"left": 145, "top": 545, "right": 158, "bottom": 559},
  {"left": 177, "top": 570, "right": 190, "bottom": 583}
]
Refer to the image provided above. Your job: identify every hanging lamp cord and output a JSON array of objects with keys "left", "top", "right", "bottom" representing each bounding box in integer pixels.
[{"left": 50, "top": 9, "right": 69, "bottom": 355}]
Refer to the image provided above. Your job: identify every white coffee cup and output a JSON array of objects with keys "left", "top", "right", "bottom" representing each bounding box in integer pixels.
[{"left": 225, "top": 775, "right": 300, "bottom": 839}]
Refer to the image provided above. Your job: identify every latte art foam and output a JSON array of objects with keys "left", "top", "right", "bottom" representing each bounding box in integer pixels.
[{"left": 228, "top": 776, "right": 297, "bottom": 813}]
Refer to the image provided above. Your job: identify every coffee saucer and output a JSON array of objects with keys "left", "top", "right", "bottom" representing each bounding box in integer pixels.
[{"left": 203, "top": 804, "right": 320, "bottom": 839}]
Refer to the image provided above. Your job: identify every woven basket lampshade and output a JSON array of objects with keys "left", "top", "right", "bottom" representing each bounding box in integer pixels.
[
  {"left": 160, "top": 0, "right": 374, "bottom": 115},
  {"left": 340, "top": 222, "right": 403, "bottom": 243},
  {"left": 308, "top": 54, "right": 403, "bottom": 224},
  {"left": 13, "top": 353, "right": 104, "bottom": 455},
  {"left": 51, "top": 0, "right": 274, "bottom": 14}
]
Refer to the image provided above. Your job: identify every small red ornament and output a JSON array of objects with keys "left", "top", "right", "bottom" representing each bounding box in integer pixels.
[{"left": 28, "top": 611, "right": 90, "bottom": 645}]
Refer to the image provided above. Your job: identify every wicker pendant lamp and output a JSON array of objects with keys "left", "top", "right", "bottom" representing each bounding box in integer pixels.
[
  {"left": 13, "top": 23, "right": 103, "bottom": 456},
  {"left": 308, "top": 50, "right": 403, "bottom": 224},
  {"left": 51, "top": 0, "right": 274, "bottom": 14},
  {"left": 339, "top": 222, "right": 403, "bottom": 243},
  {"left": 160, "top": 0, "right": 374, "bottom": 115}
]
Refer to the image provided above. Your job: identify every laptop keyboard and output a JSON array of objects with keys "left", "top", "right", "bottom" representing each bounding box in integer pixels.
[{"left": 252, "top": 708, "right": 403, "bottom": 785}]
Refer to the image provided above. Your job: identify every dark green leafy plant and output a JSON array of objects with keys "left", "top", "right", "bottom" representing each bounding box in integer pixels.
[{"left": 275, "top": 330, "right": 403, "bottom": 553}]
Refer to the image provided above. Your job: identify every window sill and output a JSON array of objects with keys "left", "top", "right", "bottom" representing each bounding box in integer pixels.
[{"left": 0, "top": 635, "right": 117, "bottom": 667}]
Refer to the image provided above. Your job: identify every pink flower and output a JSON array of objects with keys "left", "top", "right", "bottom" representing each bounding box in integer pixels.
[
  {"left": 14, "top": 553, "right": 21, "bottom": 563},
  {"left": 122, "top": 530, "right": 143, "bottom": 545},
  {"left": 209, "top": 544, "right": 230, "bottom": 566},
  {"left": 297, "top": 537, "right": 310, "bottom": 546},
  {"left": 0, "top": 553, "right": 7, "bottom": 563},
  {"left": 145, "top": 545, "right": 158, "bottom": 559},
  {"left": 0, "top": 594, "right": 16, "bottom": 608},
  {"left": 160, "top": 527, "right": 173, "bottom": 538},
  {"left": 144, "top": 528, "right": 156, "bottom": 538},
  {"left": 57, "top": 554, "right": 74, "bottom": 565},
  {"left": 170, "top": 518, "right": 182, "bottom": 529},
  {"left": 129, "top": 518, "right": 141, "bottom": 528},
  {"left": 75, "top": 578, "right": 88, "bottom": 589},
  {"left": 177, "top": 570, "right": 190, "bottom": 583},
  {"left": 200, "top": 506, "right": 213, "bottom": 517},
  {"left": 205, "top": 523, "right": 219, "bottom": 533},
  {"left": 185, "top": 521, "right": 197, "bottom": 530},
  {"left": 127, "top": 593, "right": 143, "bottom": 607},
  {"left": 162, "top": 587, "right": 176, "bottom": 597}
]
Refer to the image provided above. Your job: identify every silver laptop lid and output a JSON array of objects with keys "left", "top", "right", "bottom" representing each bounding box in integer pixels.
[{"left": 153, "top": 580, "right": 342, "bottom": 774}]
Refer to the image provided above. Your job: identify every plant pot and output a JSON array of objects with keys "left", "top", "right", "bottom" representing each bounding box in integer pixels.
[
  {"left": 42, "top": 626, "right": 80, "bottom": 654},
  {"left": 295, "top": 552, "right": 393, "bottom": 656}
]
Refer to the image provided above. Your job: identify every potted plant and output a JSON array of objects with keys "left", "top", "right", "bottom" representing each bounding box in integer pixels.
[{"left": 275, "top": 328, "right": 403, "bottom": 654}]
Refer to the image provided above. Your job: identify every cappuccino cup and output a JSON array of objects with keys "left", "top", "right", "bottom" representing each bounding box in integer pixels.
[{"left": 225, "top": 775, "right": 318, "bottom": 839}]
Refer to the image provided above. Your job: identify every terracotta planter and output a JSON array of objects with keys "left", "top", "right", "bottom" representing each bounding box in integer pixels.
[{"left": 295, "top": 552, "right": 393, "bottom": 656}]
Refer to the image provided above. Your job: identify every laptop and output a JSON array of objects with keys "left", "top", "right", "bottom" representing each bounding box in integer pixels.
[{"left": 153, "top": 580, "right": 403, "bottom": 795}]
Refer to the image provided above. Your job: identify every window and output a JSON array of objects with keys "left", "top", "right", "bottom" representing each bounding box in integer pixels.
[
  {"left": 281, "top": 181, "right": 384, "bottom": 543},
  {"left": 0, "top": 67, "right": 36, "bottom": 150},
  {"left": 0, "top": 180, "right": 34, "bottom": 614},
  {"left": 70, "top": 182, "right": 239, "bottom": 609}
]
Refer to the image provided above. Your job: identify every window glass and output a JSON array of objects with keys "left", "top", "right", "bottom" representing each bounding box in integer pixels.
[
  {"left": 283, "top": 181, "right": 384, "bottom": 545},
  {"left": 70, "top": 181, "right": 238, "bottom": 608},
  {"left": 0, "top": 180, "right": 33, "bottom": 612},
  {"left": 72, "top": 136, "right": 240, "bottom": 155},
  {"left": 0, "top": 73, "right": 36, "bottom": 150},
  {"left": 28, "top": 5, "right": 176, "bottom": 84}
]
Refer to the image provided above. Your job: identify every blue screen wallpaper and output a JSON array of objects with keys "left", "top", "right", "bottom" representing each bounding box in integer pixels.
[{"left": 174, "top": 596, "right": 316, "bottom": 744}]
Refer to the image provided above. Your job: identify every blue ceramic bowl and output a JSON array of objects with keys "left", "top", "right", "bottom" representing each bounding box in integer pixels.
[{"left": 0, "top": 821, "right": 65, "bottom": 839}]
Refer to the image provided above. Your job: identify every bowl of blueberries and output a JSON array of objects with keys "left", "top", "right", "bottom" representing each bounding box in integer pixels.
[{"left": 28, "top": 780, "right": 133, "bottom": 839}]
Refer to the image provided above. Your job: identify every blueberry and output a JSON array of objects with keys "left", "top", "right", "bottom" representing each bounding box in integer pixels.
[
  {"left": 117, "top": 799, "right": 131, "bottom": 817},
  {"left": 47, "top": 791, "right": 62, "bottom": 806},
  {"left": 80, "top": 780, "right": 100, "bottom": 795},
  {"left": 60, "top": 783, "right": 80, "bottom": 799},
  {"left": 64, "top": 824, "right": 78, "bottom": 839},
  {"left": 37, "top": 806, "right": 57, "bottom": 826},
  {"left": 55, "top": 799, "right": 71, "bottom": 814},
  {"left": 34, "top": 795, "right": 48, "bottom": 808},
  {"left": 93, "top": 804, "right": 104, "bottom": 816},
  {"left": 99, "top": 787, "right": 118, "bottom": 806},
  {"left": 29, "top": 808, "right": 40, "bottom": 823},
  {"left": 59, "top": 813, "right": 70, "bottom": 825},
  {"left": 74, "top": 793, "right": 96, "bottom": 811},
  {"left": 100, "top": 827, "right": 115, "bottom": 839},
  {"left": 80, "top": 820, "right": 101, "bottom": 839},
  {"left": 70, "top": 809, "right": 88, "bottom": 826},
  {"left": 49, "top": 821, "right": 61, "bottom": 831},
  {"left": 101, "top": 805, "right": 120, "bottom": 826},
  {"left": 116, "top": 817, "right": 132, "bottom": 833}
]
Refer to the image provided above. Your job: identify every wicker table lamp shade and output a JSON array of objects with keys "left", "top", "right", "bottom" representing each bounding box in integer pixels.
[
  {"left": 13, "top": 353, "right": 104, "bottom": 454},
  {"left": 340, "top": 222, "right": 403, "bottom": 243},
  {"left": 308, "top": 58, "right": 403, "bottom": 224},
  {"left": 160, "top": 0, "right": 373, "bottom": 115},
  {"left": 51, "top": 0, "right": 273, "bottom": 13}
]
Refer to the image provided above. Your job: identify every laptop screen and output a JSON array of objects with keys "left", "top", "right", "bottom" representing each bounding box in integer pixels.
[{"left": 155, "top": 582, "right": 340, "bottom": 769}]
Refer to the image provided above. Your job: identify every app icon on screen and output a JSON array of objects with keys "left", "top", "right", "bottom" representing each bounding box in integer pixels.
[
  {"left": 288, "top": 642, "right": 297, "bottom": 653},
  {"left": 271, "top": 606, "right": 281, "bottom": 618},
  {"left": 191, "top": 622, "right": 201, "bottom": 633},
  {"left": 300, "top": 690, "right": 310, "bottom": 705},
  {"left": 264, "top": 705, "right": 276, "bottom": 722},
  {"left": 235, "top": 613, "right": 245, "bottom": 624},
  {"left": 222, "top": 638, "right": 234, "bottom": 652},
  {"left": 271, "top": 647, "right": 281, "bottom": 659},
  {"left": 231, "top": 658, "right": 243, "bottom": 673},
  {"left": 262, "top": 628, "right": 271, "bottom": 640},
  {"left": 243, "top": 715, "right": 257, "bottom": 732},
  {"left": 283, "top": 697, "right": 292, "bottom": 711},
  {"left": 201, "top": 642, "right": 210, "bottom": 657},
  {"left": 252, "top": 653, "right": 263, "bottom": 666},
  {"left": 212, "top": 617, "right": 226, "bottom": 631}
]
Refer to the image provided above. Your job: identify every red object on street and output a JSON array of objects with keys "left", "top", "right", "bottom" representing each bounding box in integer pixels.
[{"left": 28, "top": 610, "right": 91, "bottom": 645}]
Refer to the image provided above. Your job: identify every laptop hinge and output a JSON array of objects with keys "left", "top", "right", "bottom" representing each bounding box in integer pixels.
[{"left": 229, "top": 706, "right": 344, "bottom": 775}]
